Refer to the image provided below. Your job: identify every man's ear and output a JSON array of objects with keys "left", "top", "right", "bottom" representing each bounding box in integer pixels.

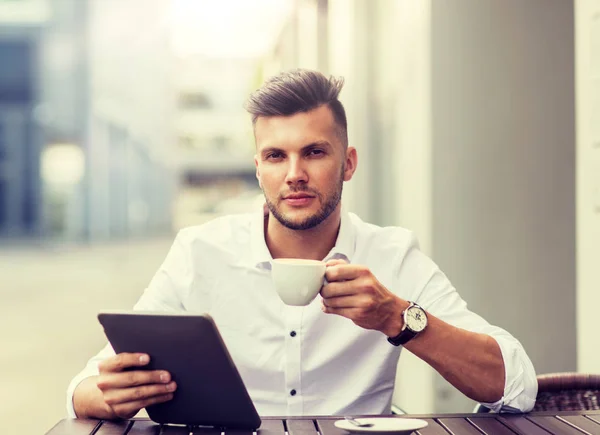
[
  {"left": 254, "top": 155, "right": 262, "bottom": 189},
  {"left": 343, "top": 147, "right": 358, "bottom": 182}
]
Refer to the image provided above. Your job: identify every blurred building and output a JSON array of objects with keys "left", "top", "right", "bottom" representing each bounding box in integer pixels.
[
  {"left": 170, "top": 55, "right": 259, "bottom": 229},
  {"left": 0, "top": 0, "right": 52, "bottom": 239},
  {"left": 83, "top": 0, "right": 175, "bottom": 240},
  {"left": 0, "top": 0, "right": 175, "bottom": 242}
]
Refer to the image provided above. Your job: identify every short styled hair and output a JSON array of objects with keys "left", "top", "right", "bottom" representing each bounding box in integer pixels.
[{"left": 244, "top": 69, "right": 348, "bottom": 146}]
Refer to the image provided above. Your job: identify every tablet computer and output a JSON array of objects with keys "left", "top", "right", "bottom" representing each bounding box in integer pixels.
[{"left": 97, "top": 311, "right": 261, "bottom": 429}]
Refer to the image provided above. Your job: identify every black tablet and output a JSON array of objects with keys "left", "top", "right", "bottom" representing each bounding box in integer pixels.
[{"left": 97, "top": 311, "right": 261, "bottom": 429}]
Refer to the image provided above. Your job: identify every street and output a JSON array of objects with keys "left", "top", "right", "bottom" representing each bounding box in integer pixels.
[{"left": 0, "top": 236, "right": 174, "bottom": 434}]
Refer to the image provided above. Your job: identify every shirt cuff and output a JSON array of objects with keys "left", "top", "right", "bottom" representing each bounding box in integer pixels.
[
  {"left": 65, "top": 344, "right": 113, "bottom": 418},
  {"left": 65, "top": 369, "right": 99, "bottom": 418},
  {"left": 478, "top": 334, "right": 537, "bottom": 413}
]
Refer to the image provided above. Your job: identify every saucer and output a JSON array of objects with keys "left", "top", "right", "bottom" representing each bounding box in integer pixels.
[{"left": 334, "top": 418, "right": 428, "bottom": 435}]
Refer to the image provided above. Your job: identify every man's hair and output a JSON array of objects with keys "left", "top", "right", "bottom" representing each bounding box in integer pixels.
[{"left": 244, "top": 69, "right": 348, "bottom": 146}]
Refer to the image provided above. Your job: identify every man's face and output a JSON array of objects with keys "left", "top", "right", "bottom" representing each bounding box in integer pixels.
[{"left": 254, "top": 105, "right": 356, "bottom": 230}]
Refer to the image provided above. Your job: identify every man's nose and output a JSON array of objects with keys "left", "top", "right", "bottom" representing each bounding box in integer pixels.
[{"left": 285, "top": 157, "right": 308, "bottom": 185}]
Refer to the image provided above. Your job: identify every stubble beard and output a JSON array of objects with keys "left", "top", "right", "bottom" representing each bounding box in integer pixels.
[{"left": 264, "top": 167, "right": 344, "bottom": 231}]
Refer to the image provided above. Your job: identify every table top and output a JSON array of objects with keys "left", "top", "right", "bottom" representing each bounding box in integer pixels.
[{"left": 45, "top": 411, "right": 600, "bottom": 435}]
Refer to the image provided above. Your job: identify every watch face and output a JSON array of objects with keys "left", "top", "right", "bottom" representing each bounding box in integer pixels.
[{"left": 405, "top": 306, "right": 427, "bottom": 332}]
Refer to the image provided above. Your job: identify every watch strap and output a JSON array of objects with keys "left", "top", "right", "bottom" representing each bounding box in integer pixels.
[{"left": 387, "top": 328, "right": 417, "bottom": 346}]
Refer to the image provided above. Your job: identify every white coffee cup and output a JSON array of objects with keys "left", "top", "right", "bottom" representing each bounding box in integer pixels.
[{"left": 270, "top": 258, "right": 327, "bottom": 306}]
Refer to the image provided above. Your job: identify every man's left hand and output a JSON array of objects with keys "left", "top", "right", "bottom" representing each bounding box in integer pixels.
[{"left": 320, "top": 259, "right": 407, "bottom": 336}]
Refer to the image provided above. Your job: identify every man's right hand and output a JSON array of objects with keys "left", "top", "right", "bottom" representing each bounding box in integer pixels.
[{"left": 73, "top": 353, "right": 177, "bottom": 419}]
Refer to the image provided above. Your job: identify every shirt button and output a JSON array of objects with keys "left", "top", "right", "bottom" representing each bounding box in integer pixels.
[
  {"left": 290, "top": 331, "right": 297, "bottom": 337},
  {"left": 290, "top": 389, "right": 297, "bottom": 396}
]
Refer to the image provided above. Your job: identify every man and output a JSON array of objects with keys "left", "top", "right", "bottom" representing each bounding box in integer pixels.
[{"left": 68, "top": 69, "right": 537, "bottom": 420}]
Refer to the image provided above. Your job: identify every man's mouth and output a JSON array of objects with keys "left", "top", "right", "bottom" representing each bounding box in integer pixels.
[
  {"left": 282, "top": 192, "right": 316, "bottom": 206},
  {"left": 284, "top": 193, "right": 315, "bottom": 200}
]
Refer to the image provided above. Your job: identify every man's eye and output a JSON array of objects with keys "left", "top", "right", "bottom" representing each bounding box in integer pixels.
[
  {"left": 307, "top": 149, "right": 324, "bottom": 156},
  {"left": 266, "top": 152, "right": 283, "bottom": 160}
]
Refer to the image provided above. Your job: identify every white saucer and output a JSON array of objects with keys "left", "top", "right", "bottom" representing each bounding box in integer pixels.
[{"left": 334, "top": 418, "right": 428, "bottom": 435}]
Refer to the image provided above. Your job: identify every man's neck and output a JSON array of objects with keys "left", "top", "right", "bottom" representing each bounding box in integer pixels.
[{"left": 265, "top": 206, "right": 342, "bottom": 261}]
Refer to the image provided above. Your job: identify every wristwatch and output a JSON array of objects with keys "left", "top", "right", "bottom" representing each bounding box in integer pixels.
[{"left": 387, "top": 301, "right": 428, "bottom": 346}]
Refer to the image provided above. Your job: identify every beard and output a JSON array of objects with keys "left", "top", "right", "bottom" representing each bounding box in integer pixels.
[{"left": 264, "top": 166, "right": 344, "bottom": 231}]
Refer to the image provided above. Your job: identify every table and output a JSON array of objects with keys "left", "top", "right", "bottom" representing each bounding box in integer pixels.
[{"left": 45, "top": 411, "right": 600, "bottom": 435}]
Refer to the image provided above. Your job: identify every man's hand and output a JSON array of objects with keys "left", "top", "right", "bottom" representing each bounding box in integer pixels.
[
  {"left": 320, "top": 259, "right": 407, "bottom": 336},
  {"left": 94, "top": 353, "right": 177, "bottom": 419}
]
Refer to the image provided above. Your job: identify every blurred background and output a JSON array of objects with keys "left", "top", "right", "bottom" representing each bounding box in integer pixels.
[{"left": 0, "top": 0, "right": 598, "bottom": 433}]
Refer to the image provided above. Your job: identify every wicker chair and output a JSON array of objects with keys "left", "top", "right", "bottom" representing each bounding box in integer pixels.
[
  {"left": 476, "top": 372, "right": 600, "bottom": 412},
  {"left": 533, "top": 372, "right": 600, "bottom": 411}
]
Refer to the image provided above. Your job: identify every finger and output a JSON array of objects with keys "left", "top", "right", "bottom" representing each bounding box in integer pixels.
[
  {"left": 322, "top": 295, "right": 364, "bottom": 309},
  {"left": 97, "top": 370, "right": 171, "bottom": 390},
  {"left": 320, "top": 281, "right": 359, "bottom": 298},
  {"left": 325, "top": 258, "right": 348, "bottom": 267},
  {"left": 321, "top": 305, "right": 362, "bottom": 319},
  {"left": 110, "top": 393, "right": 174, "bottom": 419},
  {"left": 325, "top": 264, "right": 366, "bottom": 282},
  {"left": 99, "top": 353, "right": 150, "bottom": 373},
  {"left": 103, "top": 382, "right": 177, "bottom": 406}
]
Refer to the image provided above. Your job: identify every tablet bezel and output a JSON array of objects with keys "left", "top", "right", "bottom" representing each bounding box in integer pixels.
[{"left": 97, "top": 310, "right": 261, "bottom": 429}]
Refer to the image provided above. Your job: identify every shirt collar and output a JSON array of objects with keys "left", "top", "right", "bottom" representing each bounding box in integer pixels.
[
  {"left": 250, "top": 203, "right": 356, "bottom": 269},
  {"left": 250, "top": 203, "right": 274, "bottom": 269}
]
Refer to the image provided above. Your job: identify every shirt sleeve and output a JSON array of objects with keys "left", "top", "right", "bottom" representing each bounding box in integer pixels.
[
  {"left": 65, "top": 230, "right": 194, "bottom": 418},
  {"left": 132, "top": 229, "right": 195, "bottom": 311},
  {"left": 397, "top": 240, "right": 538, "bottom": 413},
  {"left": 65, "top": 343, "right": 115, "bottom": 418}
]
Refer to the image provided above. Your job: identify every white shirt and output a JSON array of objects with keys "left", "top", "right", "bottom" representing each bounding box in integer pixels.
[{"left": 66, "top": 207, "right": 537, "bottom": 417}]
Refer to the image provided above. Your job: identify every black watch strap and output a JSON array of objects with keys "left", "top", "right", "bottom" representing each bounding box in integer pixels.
[{"left": 387, "top": 328, "right": 417, "bottom": 346}]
